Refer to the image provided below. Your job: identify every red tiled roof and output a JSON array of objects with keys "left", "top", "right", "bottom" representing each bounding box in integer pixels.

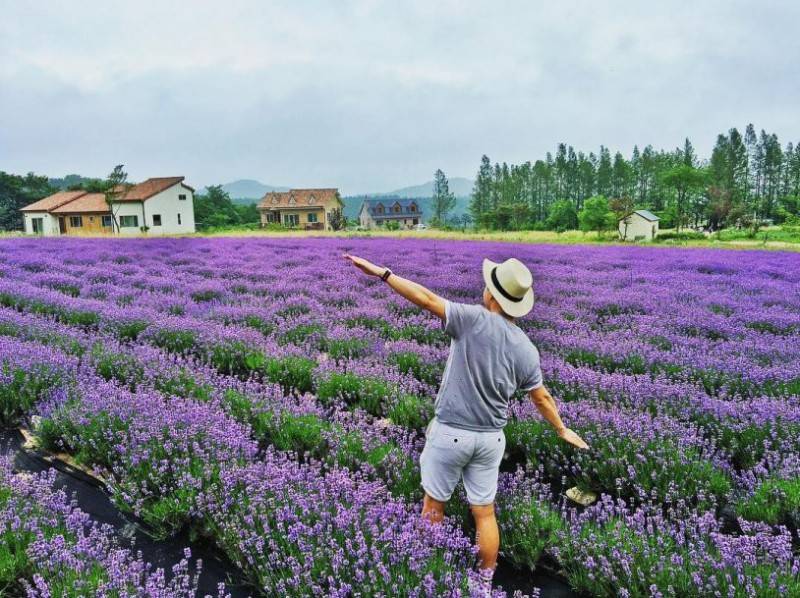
[
  {"left": 113, "top": 177, "right": 191, "bottom": 201},
  {"left": 50, "top": 193, "right": 110, "bottom": 214},
  {"left": 20, "top": 191, "right": 88, "bottom": 212},
  {"left": 258, "top": 188, "right": 341, "bottom": 209}
]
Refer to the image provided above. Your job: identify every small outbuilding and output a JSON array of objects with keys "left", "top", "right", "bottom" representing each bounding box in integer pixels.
[{"left": 618, "top": 209, "right": 659, "bottom": 241}]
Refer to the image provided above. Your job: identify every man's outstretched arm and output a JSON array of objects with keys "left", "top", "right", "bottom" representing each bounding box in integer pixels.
[
  {"left": 529, "top": 385, "right": 589, "bottom": 450},
  {"left": 343, "top": 254, "right": 446, "bottom": 319}
]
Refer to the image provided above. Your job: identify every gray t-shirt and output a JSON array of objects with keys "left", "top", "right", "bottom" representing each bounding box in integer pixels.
[{"left": 433, "top": 301, "right": 543, "bottom": 432}]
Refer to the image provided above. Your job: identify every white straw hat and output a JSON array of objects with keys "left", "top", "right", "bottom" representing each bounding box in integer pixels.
[{"left": 482, "top": 258, "right": 534, "bottom": 318}]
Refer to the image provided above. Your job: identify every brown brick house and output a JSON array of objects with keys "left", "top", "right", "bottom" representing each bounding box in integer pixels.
[{"left": 257, "top": 188, "right": 343, "bottom": 230}]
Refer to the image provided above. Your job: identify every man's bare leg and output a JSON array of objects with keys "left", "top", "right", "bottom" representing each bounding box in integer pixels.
[
  {"left": 422, "top": 493, "right": 446, "bottom": 524},
  {"left": 471, "top": 503, "right": 499, "bottom": 571}
]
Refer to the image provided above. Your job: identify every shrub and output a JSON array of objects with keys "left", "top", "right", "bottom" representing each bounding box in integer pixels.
[
  {"left": 203, "top": 454, "right": 477, "bottom": 597},
  {"left": 316, "top": 372, "right": 393, "bottom": 415},
  {"left": 0, "top": 362, "right": 73, "bottom": 426},
  {"left": 387, "top": 351, "right": 443, "bottom": 386},
  {"left": 262, "top": 356, "right": 316, "bottom": 393},
  {"left": 506, "top": 417, "right": 731, "bottom": 506},
  {"left": 496, "top": 471, "right": 564, "bottom": 571},
  {"left": 387, "top": 394, "right": 433, "bottom": 430},
  {"left": 738, "top": 477, "right": 800, "bottom": 526}
]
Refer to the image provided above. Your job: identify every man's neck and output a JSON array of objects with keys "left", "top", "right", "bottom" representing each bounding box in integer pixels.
[{"left": 486, "top": 304, "right": 515, "bottom": 323}]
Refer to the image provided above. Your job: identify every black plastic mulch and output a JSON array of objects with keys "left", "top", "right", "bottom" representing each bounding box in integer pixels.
[{"left": 0, "top": 429, "right": 252, "bottom": 598}]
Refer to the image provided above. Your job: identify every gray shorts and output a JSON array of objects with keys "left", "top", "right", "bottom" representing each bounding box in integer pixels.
[{"left": 420, "top": 418, "right": 506, "bottom": 506}]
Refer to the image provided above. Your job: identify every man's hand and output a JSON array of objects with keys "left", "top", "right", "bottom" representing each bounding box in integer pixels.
[
  {"left": 343, "top": 254, "right": 385, "bottom": 277},
  {"left": 557, "top": 427, "right": 589, "bottom": 450},
  {"left": 343, "top": 253, "right": 445, "bottom": 319}
]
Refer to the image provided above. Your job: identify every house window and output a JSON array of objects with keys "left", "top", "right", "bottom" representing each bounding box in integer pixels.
[
  {"left": 393, "top": 204, "right": 401, "bottom": 213},
  {"left": 284, "top": 214, "right": 299, "bottom": 226},
  {"left": 308, "top": 212, "right": 318, "bottom": 223},
  {"left": 177, "top": 213, "right": 182, "bottom": 225},
  {"left": 120, "top": 215, "right": 139, "bottom": 228},
  {"left": 410, "top": 204, "right": 416, "bottom": 212},
  {"left": 69, "top": 216, "right": 83, "bottom": 228},
  {"left": 152, "top": 214, "right": 162, "bottom": 226},
  {"left": 102, "top": 215, "right": 112, "bottom": 227},
  {"left": 31, "top": 217, "right": 44, "bottom": 234},
  {"left": 178, "top": 194, "right": 187, "bottom": 200}
]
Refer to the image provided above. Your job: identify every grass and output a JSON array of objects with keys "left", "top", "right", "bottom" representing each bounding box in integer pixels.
[
  {"left": 6, "top": 225, "right": 800, "bottom": 251},
  {"left": 197, "top": 225, "right": 800, "bottom": 251}
]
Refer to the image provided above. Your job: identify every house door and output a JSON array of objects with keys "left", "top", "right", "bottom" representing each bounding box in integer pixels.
[
  {"left": 58, "top": 217, "right": 66, "bottom": 234},
  {"left": 31, "top": 217, "right": 44, "bottom": 234}
]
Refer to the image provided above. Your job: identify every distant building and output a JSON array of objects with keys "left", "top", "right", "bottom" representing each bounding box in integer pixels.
[
  {"left": 619, "top": 209, "right": 660, "bottom": 241},
  {"left": 257, "top": 188, "right": 343, "bottom": 230},
  {"left": 21, "top": 177, "right": 196, "bottom": 236},
  {"left": 358, "top": 199, "right": 422, "bottom": 229}
]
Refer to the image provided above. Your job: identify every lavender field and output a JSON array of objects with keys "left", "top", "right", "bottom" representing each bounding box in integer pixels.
[{"left": 1, "top": 236, "right": 799, "bottom": 597}]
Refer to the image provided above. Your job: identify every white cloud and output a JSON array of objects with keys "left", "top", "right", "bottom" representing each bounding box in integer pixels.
[{"left": 0, "top": 0, "right": 798, "bottom": 193}]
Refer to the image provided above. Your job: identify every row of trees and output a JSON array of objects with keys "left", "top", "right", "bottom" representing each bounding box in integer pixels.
[{"left": 468, "top": 125, "right": 800, "bottom": 231}]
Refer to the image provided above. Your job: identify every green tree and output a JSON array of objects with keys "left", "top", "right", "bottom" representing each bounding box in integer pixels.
[
  {"left": 660, "top": 165, "right": 708, "bottom": 231},
  {"left": 104, "top": 165, "right": 128, "bottom": 232},
  {"left": 609, "top": 196, "right": 635, "bottom": 239},
  {"left": 328, "top": 207, "right": 347, "bottom": 231},
  {"left": 193, "top": 185, "right": 241, "bottom": 230},
  {"left": 469, "top": 155, "right": 493, "bottom": 228},
  {"left": 431, "top": 169, "right": 455, "bottom": 226},
  {"left": 546, "top": 199, "right": 578, "bottom": 232},
  {"left": 235, "top": 202, "right": 261, "bottom": 225},
  {"left": 596, "top": 147, "right": 613, "bottom": 197},
  {"left": 0, "top": 172, "right": 53, "bottom": 231},
  {"left": 578, "top": 195, "right": 614, "bottom": 236}
]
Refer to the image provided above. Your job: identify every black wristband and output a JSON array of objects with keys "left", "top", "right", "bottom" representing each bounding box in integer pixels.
[{"left": 381, "top": 268, "right": 392, "bottom": 282}]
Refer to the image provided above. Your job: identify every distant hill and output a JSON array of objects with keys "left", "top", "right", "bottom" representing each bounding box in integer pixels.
[
  {"left": 381, "top": 177, "right": 473, "bottom": 198},
  {"left": 49, "top": 174, "right": 100, "bottom": 190},
  {"left": 202, "top": 179, "right": 290, "bottom": 202},
  {"left": 341, "top": 176, "right": 473, "bottom": 223},
  {"left": 341, "top": 195, "right": 470, "bottom": 224}
]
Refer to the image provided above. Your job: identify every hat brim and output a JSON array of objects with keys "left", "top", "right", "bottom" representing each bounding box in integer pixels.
[{"left": 482, "top": 259, "right": 534, "bottom": 318}]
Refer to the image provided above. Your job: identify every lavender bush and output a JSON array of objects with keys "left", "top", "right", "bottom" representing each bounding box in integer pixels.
[
  {"left": 0, "top": 459, "right": 204, "bottom": 597},
  {"left": 0, "top": 235, "right": 798, "bottom": 596}
]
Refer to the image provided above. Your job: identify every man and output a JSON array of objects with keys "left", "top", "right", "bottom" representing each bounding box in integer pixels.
[{"left": 343, "top": 253, "right": 588, "bottom": 589}]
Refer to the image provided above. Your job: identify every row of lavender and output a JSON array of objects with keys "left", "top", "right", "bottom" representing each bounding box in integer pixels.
[
  {"left": 1, "top": 236, "right": 799, "bottom": 596},
  {"left": 0, "top": 336, "right": 494, "bottom": 595}
]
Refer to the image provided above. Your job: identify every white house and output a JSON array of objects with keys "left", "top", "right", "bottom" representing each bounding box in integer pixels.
[
  {"left": 21, "top": 190, "right": 87, "bottom": 236},
  {"left": 110, "top": 177, "right": 196, "bottom": 235},
  {"left": 20, "top": 177, "right": 196, "bottom": 236},
  {"left": 618, "top": 209, "right": 660, "bottom": 241}
]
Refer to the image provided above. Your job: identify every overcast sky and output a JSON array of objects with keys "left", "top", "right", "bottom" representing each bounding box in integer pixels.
[{"left": 1, "top": 1, "right": 798, "bottom": 195}]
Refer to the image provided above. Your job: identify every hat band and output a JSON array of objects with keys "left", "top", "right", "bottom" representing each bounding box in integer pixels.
[{"left": 491, "top": 267, "right": 523, "bottom": 303}]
